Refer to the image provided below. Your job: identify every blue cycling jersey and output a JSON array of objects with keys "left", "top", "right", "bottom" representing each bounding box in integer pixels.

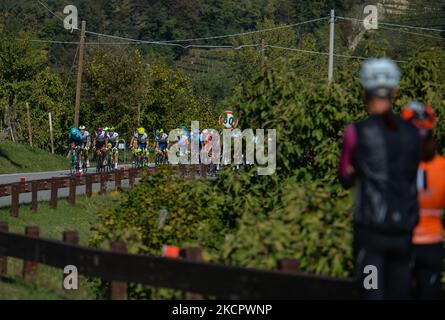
[{"left": 68, "top": 128, "right": 82, "bottom": 145}]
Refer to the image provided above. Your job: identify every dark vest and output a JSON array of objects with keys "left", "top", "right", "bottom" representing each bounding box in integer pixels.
[{"left": 352, "top": 113, "right": 421, "bottom": 234}]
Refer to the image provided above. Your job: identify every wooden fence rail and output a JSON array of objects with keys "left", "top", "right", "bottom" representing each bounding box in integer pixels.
[{"left": 0, "top": 224, "right": 361, "bottom": 300}]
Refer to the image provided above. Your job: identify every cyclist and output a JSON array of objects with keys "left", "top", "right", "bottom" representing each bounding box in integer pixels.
[
  {"left": 79, "top": 125, "right": 90, "bottom": 168},
  {"left": 338, "top": 58, "right": 421, "bottom": 300},
  {"left": 93, "top": 126, "right": 108, "bottom": 167},
  {"left": 107, "top": 126, "right": 120, "bottom": 170},
  {"left": 68, "top": 127, "right": 83, "bottom": 171},
  {"left": 155, "top": 129, "right": 169, "bottom": 162},
  {"left": 401, "top": 101, "right": 444, "bottom": 300},
  {"left": 190, "top": 128, "right": 201, "bottom": 163},
  {"left": 130, "top": 127, "right": 149, "bottom": 165}
]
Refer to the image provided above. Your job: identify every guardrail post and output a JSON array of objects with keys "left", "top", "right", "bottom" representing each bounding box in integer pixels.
[
  {"left": 200, "top": 164, "right": 207, "bottom": 178},
  {"left": 115, "top": 170, "right": 122, "bottom": 191},
  {"left": 31, "top": 181, "right": 38, "bottom": 213},
  {"left": 0, "top": 222, "right": 8, "bottom": 275},
  {"left": 85, "top": 175, "right": 92, "bottom": 198},
  {"left": 180, "top": 247, "right": 203, "bottom": 300},
  {"left": 50, "top": 179, "right": 58, "bottom": 209},
  {"left": 100, "top": 173, "right": 107, "bottom": 194},
  {"left": 110, "top": 241, "right": 128, "bottom": 300},
  {"left": 129, "top": 169, "right": 135, "bottom": 188},
  {"left": 23, "top": 226, "right": 39, "bottom": 280},
  {"left": 68, "top": 178, "right": 76, "bottom": 206},
  {"left": 277, "top": 259, "right": 300, "bottom": 273},
  {"left": 11, "top": 184, "right": 19, "bottom": 217},
  {"left": 179, "top": 164, "right": 185, "bottom": 178}
]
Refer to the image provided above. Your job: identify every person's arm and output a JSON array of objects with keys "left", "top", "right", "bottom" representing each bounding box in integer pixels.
[{"left": 339, "top": 124, "right": 357, "bottom": 189}]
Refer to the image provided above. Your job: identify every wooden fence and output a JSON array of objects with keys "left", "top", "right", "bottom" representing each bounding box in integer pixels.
[{"left": 0, "top": 223, "right": 363, "bottom": 300}]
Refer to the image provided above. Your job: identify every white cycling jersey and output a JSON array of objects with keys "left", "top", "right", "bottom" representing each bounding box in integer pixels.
[
  {"left": 108, "top": 132, "right": 119, "bottom": 143},
  {"left": 133, "top": 131, "right": 148, "bottom": 143},
  {"left": 95, "top": 131, "right": 107, "bottom": 142},
  {"left": 81, "top": 130, "right": 90, "bottom": 143}
]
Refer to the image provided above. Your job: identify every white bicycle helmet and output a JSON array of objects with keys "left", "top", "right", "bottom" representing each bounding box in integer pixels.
[{"left": 359, "top": 58, "right": 401, "bottom": 97}]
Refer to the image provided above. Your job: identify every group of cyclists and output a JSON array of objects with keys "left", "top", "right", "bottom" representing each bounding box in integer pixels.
[
  {"left": 67, "top": 124, "right": 180, "bottom": 172},
  {"left": 67, "top": 125, "right": 120, "bottom": 173}
]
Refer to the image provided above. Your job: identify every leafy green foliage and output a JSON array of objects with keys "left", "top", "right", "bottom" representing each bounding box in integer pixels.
[{"left": 83, "top": 48, "right": 213, "bottom": 139}]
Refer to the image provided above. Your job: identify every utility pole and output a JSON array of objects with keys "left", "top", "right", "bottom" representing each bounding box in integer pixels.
[
  {"left": 74, "top": 20, "right": 86, "bottom": 128},
  {"left": 328, "top": 10, "right": 335, "bottom": 85},
  {"left": 261, "top": 38, "right": 267, "bottom": 68},
  {"left": 49, "top": 112, "right": 54, "bottom": 154},
  {"left": 26, "top": 102, "right": 33, "bottom": 147}
]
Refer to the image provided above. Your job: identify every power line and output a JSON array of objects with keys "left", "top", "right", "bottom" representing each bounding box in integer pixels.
[
  {"left": 36, "top": 0, "right": 66, "bottom": 24},
  {"left": 156, "top": 16, "right": 329, "bottom": 43},
  {"left": 266, "top": 45, "right": 407, "bottom": 63},
  {"left": 64, "top": 44, "right": 79, "bottom": 91},
  {"left": 84, "top": 17, "right": 328, "bottom": 47},
  {"left": 378, "top": 26, "right": 444, "bottom": 40},
  {"left": 337, "top": 16, "right": 445, "bottom": 33}
]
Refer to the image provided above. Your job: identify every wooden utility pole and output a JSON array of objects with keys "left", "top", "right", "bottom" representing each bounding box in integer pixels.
[
  {"left": 26, "top": 102, "right": 33, "bottom": 147},
  {"left": 74, "top": 20, "right": 86, "bottom": 128}
]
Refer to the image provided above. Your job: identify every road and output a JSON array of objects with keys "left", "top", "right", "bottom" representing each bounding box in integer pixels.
[{"left": 0, "top": 165, "right": 144, "bottom": 208}]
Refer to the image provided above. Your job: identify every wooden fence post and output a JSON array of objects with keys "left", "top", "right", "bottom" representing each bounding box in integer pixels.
[
  {"left": 31, "top": 181, "right": 38, "bottom": 213},
  {"left": 23, "top": 226, "right": 39, "bottom": 280},
  {"left": 50, "top": 179, "right": 58, "bottom": 209},
  {"left": 68, "top": 178, "right": 76, "bottom": 206},
  {"left": 63, "top": 231, "right": 79, "bottom": 289},
  {"left": 181, "top": 247, "right": 203, "bottom": 300},
  {"left": 100, "top": 173, "right": 107, "bottom": 194},
  {"left": 10, "top": 184, "right": 19, "bottom": 217},
  {"left": 277, "top": 259, "right": 300, "bottom": 273},
  {"left": 0, "top": 222, "right": 8, "bottom": 275},
  {"left": 110, "top": 241, "right": 128, "bottom": 300},
  {"left": 85, "top": 175, "right": 92, "bottom": 198}
]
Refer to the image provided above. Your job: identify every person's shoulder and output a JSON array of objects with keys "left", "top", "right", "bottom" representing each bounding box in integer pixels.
[{"left": 435, "top": 155, "right": 445, "bottom": 167}]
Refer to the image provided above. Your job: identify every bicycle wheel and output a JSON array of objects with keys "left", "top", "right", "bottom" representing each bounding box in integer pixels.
[
  {"left": 82, "top": 151, "right": 88, "bottom": 173},
  {"left": 96, "top": 151, "right": 103, "bottom": 173}
]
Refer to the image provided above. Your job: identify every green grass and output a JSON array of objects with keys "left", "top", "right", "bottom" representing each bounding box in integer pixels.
[
  {"left": 0, "top": 141, "right": 68, "bottom": 174},
  {"left": 0, "top": 192, "right": 123, "bottom": 300}
]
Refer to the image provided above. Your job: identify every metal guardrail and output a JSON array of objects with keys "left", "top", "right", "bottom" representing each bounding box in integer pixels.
[{"left": 0, "top": 165, "right": 209, "bottom": 216}]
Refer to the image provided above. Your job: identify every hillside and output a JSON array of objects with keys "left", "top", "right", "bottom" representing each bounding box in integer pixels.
[{"left": 0, "top": 142, "right": 68, "bottom": 174}]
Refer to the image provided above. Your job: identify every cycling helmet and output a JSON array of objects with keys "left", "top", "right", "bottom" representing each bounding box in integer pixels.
[
  {"left": 137, "top": 127, "right": 145, "bottom": 135},
  {"left": 104, "top": 127, "right": 109, "bottom": 132},
  {"left": 401, "top": 101, "right": 436, "bottom": 135},
  {"left": 70, "top": 127, "right": 78, "bottom": 135},
  {"left": 158, "top": 129, "right": 164, "bottom": 134},
  {"left": 359, "top": 58, "right": 401, "bottom": 97},
  {"left": 79, "top": 125, "right": 86, "bottom": 130},
  {"left": 109, "top": 126, "right": 115, "bottom": 132}
]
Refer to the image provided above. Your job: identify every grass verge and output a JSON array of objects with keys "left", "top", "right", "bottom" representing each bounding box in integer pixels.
[{"left": 0, "top": 192, "right": 123, "bottom": 299}]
